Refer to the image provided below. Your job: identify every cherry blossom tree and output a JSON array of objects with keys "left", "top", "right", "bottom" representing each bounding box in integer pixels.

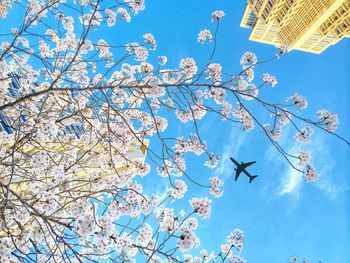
[{"left": 0, "top": 0, "right": 348, "bottom": 262}]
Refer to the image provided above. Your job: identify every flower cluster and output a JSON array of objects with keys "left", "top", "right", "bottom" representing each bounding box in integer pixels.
[
  {"left": 143, "top": 33, "right": 157, "bottom": 50},
  {"left": 30, "top": 152, "right": 49, "bottom": 175},
  {"left": 263, "top": 124, "right": 282, "bottom": 141},
  {"left": 204, "top": 87, "right": 226, "bottom": 104},
  {"left": 220, "top": 229, "right": 246, "bottom": 262},
  {"left": 198, "top": 29, "right": 213, "bottom": 43},
  {"left": 117, "top": 7, "right": 131, "bottom": 22},
  {"left": 294, "top": 126, "right": 313, "bottom": 143},
  {"left": 233, "top": 104, "right": 255, "bottom": 131},
  {"left": 262, "top": 73, "right": 277, "bottom": 87},
  {"left": 156, "top": 207, "right": 177, "bottom": 232},
  {"left": 209, "top": 176, "right": 224, "bottom": 197},
  {"left": 96, "top": 39, "right": 113, "bottom": 65},
  {"left": 136, "top": 223, "right": 153, "bottom": 246},
  {"left": 134, "top": 46, "right": 149, "bottom": 62},
  {"left": 169, "top": 180, "right": 188, "bottom": 201},
  {"left": 79, "top": 11, "right": 103, "bottom": 27},
  {"left": 204, "top": 153, "right": 220, "bottom": 168},
  {"left": 156, "top": 160, "right": 173, "bottom": 177},
  {"left": 226, "top": 228, "right": 244, "bottom": 252},
  {"left": 180, "top": 57, "right": 198, "bottom": 80},
  {"left": 0, "top": 132, "right": 15, "bottom": 146},
  {"left": 304, "top": 165, "right": 319, "bottom": 181},
  {"left": 175, "top": 102, "right": 207, "bottom": 123},
  {"left": 274, "top": 110, "right": 292, "bottom": 125},
  {"left": 287, "top": 93, "right": 308, "bottom": 109},
  {"left": 178, "top": 227, "right": 200, "bottom": 252},
  {"left": 51, "top": 165, "right": 66, "bottom": 184},
  {"left": 206, "top": 63, "right": 222, "bottom": 80},
  {"left": 211, "top": 10, "right": 225, "bottom": 21},
  {"left": 239, "top": 83, "right": 259, "bottom": 100},
  {"left": 297, "top": 151, "right": 311, "bottom": 167},
  {"left": 240, "top": 51, "right": 257, "bottom": 68},
  {"left": 227, "top": 255, "right": 247, "bottom": 263},
  {"left": 127, "top": 0, "right": 146, "bottom": 14},
  {"left": 105, "top": 9, "right": 117, "bottom": 26},
  {"left": 190, "top": 197, "right": 212, "bottom": 219},
  {"left": 173, "top": 135, "right": 207, "bottom": 156},
  {"left": 0, "top": 237, "right": 12, "bottom": 262},
  {"left": 0, "top": 1, "right": 11, "bottom": 19},
  {"left": 184, "top": 217, "right": 198, "bottom": 230},
  {"left": 200, "top": 249, "right": 216, "bottom": 262},
  {"left": 244, "top": 67, "right": 255, "bottom": 82},
  {"left": 276, "top": 44, "right": 289, "bottom": 55},
  {"left": 317, "top": 109, "right": 339, "bottom": 132},
  {"left": 158, "top": 55, "right": 167, "bottom": 65}
]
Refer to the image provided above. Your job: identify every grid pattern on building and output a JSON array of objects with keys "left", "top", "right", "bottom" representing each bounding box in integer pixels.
[
  {"left": 277, "top": 0, "right": 338, "bottom": 47},
  {"left": 319, "top": 1, "right": 350, "bottom": 38},
  {"left": 240, "top": 0, "right": 350, "bottom": 53},
  {"left": 251, "top": 15, "right": 281, "bottom": 44},
  {"left": 240, "top": 4, "right": 258, "bottom": 28},
  {"left": 297, "top": 31, "right": 337, "bottom": 52}
]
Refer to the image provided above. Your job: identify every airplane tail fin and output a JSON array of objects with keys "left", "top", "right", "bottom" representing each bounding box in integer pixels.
[{"left": 249, "top": 175, "right": 258, "bottom": 183}]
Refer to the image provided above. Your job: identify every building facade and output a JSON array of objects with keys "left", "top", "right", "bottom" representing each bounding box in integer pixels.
[{"left": 241, "top": 0, "right": 350, "bottom": 53}]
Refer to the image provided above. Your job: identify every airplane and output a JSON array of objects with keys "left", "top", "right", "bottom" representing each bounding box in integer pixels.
[{"left": 230, "top": 157, "right": 258, "bottom": 183}]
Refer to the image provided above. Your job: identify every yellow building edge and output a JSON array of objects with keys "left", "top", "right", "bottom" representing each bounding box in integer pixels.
[{"left": 240, "top": 0, "right": 350, "bottom": 54}]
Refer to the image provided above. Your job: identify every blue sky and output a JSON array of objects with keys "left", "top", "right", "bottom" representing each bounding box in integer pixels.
[
  {"left": 1, "top": 0, "right": 349, "bottom": 262},
  {"left": 132, "top": 1, "right": 350, "bottom": 262}
]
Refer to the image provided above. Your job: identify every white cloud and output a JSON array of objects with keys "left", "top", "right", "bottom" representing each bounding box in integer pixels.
[
  {"left": 275, "top": 132, "right": 342, "bottom": 199},
  {"left": 279, "top": 163, "right": 303, "bottom": 197},
  {"left": 311, "top": 140, "right": 347, "bottom": 199},
  {"left": 277, "top": 143, "right": 303, "bottom": 197},
  {"left": 316, "top": 178, "right": 344, "bottom": 199}
]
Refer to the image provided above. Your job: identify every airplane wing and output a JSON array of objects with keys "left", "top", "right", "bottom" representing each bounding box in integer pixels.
[
  {"left": 241, "top": 161, "right": 256, "bottom": 169},
  {"left": 230, "top": 157, "right": 240, "bottom": 166},
  {"left": 242, "top": 169, "right": 253, "bottom": 177},
  {"left": 235, "top": 168, "right": 241, "bottom": 181}
]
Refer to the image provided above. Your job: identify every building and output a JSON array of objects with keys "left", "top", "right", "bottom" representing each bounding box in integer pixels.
[{"left": 240, "top": 0, "right": 350, "bottom": 53}]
